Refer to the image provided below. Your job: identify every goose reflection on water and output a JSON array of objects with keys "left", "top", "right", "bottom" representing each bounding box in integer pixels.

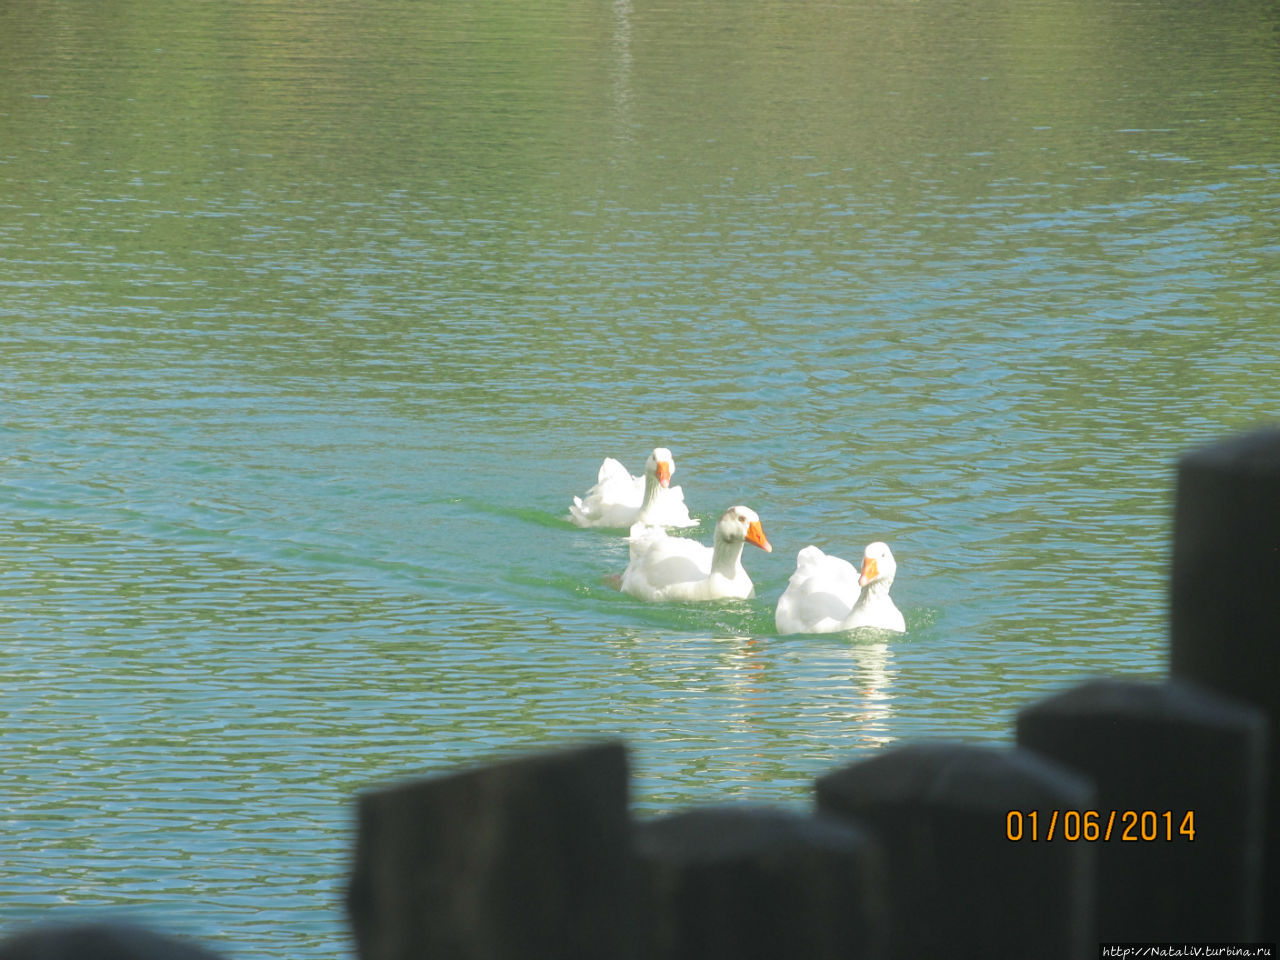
[{"left": 722, "top": 634, "right": 900, "bottom": 767}]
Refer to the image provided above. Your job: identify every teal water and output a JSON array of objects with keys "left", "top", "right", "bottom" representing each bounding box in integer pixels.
[{"left": 3, "top": 0, "right": 1279, "bottom": 956}]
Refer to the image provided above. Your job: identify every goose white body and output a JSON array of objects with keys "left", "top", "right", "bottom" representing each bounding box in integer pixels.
[
  {"left": 621, "top": 506, "right": 771, "bottom": 602},
  {"left": 569, "top": 448, "right": 697, "bottom": 529},
  {"left": 775, "top": 542, "right": 905, "bottom": 634}
]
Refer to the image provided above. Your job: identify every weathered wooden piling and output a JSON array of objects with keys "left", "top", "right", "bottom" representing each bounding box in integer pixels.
[
  {"left": 1169, "top": 426, "right": 1280, "bottom": 939},
  {"left": 815, "top": 742, "right": 1096, "bottom": 960},
  {"left": 346, "top": 741, "right": 633, "bottom": 960},
  {"left": 1017, "top": 677, "right": 1266, "bottom": 940},
  {"left": 633, "top": 806, "right": 887, "bottom": 960}
]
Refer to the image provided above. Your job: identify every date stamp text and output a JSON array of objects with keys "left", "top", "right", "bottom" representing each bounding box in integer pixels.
[{"left": 1005, "top": 809, "right": 1195, "bottom": 842}]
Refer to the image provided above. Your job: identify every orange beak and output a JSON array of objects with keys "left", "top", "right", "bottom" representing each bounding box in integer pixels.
[
  {"left": 655, "top": 460, "right": 672, "bottom": 488},
  {"left": 858, "top": 556, "right": 879, "bottom": 587},
  {"left": 746, "top": 520, "right": 773, "bottom": 553}
]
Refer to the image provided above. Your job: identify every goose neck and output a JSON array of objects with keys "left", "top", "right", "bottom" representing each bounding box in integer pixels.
[
  {"left": 850, "top": 579, "right": 891, "bottom": 613},
  {"left": 638, "top": 472, "right": 662, "bottom": 515},
  {"left": 710, "top": 537, "right": 745, "bottom": 578}
]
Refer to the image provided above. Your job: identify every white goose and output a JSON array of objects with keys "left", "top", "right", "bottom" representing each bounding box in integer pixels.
[
  {"left": 621, "top": 506, "right": 772, "bottom": 602},
  {"left": 775, "top": 541, "right": 905, "bottom": 634},
  {"left": 568, "top": 447, "right": 698, "bottom": 529}
]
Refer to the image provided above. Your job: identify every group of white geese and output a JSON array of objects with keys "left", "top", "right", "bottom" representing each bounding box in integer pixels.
[{"left": 568, "top": 447, "right": 905, "bottom": 634}]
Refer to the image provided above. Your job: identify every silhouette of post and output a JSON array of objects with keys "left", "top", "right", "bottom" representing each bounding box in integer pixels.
[
  {"left": 1169, "top": 426, "right": 1280, "bottom": 939},
  {"left": 0, "top": 923, "right": 227, "bottom": 960},
  {"left": 634, "top": 806, "right": 887, "bottom": 959},
  {"left": 1017, "top": 677, "right": 1266, "bottom": 939},
  {"left": 816, "top": 742, "right": 1095, "bottom": 960},
  {"left": 346, "top": 741, "right": 633, "bottom": 960}
]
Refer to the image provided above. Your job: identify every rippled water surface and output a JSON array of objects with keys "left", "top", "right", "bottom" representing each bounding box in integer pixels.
[{"left": 3, "top": 0, "right": 1279, "bottom": 956}]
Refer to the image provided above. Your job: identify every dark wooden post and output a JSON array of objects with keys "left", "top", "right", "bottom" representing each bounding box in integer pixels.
[
  {"left": 0, "top": 924, "right": 227, "bottom": 960},
  {"left": 1017, "top": 677, "right": 1266, "bottom": 939},
  {"left": 1169, "top": 426, "right": 1280, "bottom": 939},
  {"left": 346, "top": 741, "right": 633, "bottom": 960},
  {"left": 634, "top": 806, "right": 887, "bottom": 960},
  {"left": 815, "top": 742, "right": 1095, "bottom": 960}
]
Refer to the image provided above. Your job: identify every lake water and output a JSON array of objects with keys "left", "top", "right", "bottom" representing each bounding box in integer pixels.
[{"left": 2, "top": 0, "right": 1278, "bottom": 956}]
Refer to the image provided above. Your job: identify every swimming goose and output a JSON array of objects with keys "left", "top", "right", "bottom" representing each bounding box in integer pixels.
[
  {"left": 568, "top": 447, "right": 697, "bottom": 529},
  {"left": 621, "top": 505, "right": 772, "bottom": 602},
  {"left": 775, "top": 541, "right": 905, "bottom": 634}
]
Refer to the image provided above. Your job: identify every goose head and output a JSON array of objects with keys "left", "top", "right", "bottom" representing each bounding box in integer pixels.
[
  {"left": 644, "top": 447, "right": 676, "bottom": 488},
  {"left": 858, "top": 542, "right": 897, "bottom": 588},
  {"left": 716, "top": 505, "right": 773, "bottom": 553}
]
